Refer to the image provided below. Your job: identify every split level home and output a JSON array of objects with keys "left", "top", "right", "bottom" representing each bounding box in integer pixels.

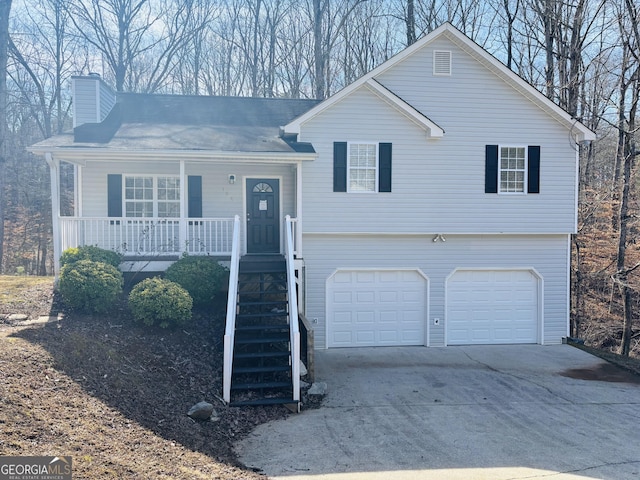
[{"left": 29, "top": 23, "right": 595, "bottom": 407}]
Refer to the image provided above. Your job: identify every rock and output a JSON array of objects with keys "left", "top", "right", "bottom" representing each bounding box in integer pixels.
[
  {"left": 8, "top": 314, "right": 28, "bottom": 322},
  {"left": 187, "top": 401, "right": 215, "bottom": 420},
  {"left": 299, "top": 360, "right": 308, "bottom": 377},
  {"left": 300, "top": 380, "right": 311, "bottom": 389},
  {"left": 307, "top": 382, "right": 327, "bottom": 396}
]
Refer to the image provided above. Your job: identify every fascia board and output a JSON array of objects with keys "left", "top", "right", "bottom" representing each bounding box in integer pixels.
[{"left": 27, "top": 147, "right": 317, "bottom": 165}]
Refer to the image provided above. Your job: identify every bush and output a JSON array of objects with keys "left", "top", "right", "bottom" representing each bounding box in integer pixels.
[
  {"left": 59, "top": 259, "right": 123, "bottom": 314},
  {"left": 60, "top": 245, "right": 122, "bottom": 268},
  {"left": 165, "top": 255, "right": 228, "bottom": 307},
  {"left": 128, "top": 277, "right": 193, "bottom": 328}
]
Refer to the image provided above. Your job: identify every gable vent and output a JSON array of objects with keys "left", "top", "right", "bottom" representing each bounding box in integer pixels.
[{"left": 433, "top": 50, "right": 452, "bottom": 76}]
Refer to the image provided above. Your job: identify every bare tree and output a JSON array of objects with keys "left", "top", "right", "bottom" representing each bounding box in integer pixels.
[
  {"left": 614, "top": 0, "right": 640, "bottom": 357},
  {"left": 0, "top": 0, "right": 12, "bottom": 273},
  {"left": 65, "top": 0, "right": 212, "bottom": 93}
]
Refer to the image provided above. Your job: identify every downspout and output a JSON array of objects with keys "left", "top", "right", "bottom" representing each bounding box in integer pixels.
[{"left": 45, "top": 152, "right": 61, "bottom": 281}]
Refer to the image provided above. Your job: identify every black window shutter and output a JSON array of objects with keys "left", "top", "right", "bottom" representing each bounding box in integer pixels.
[
  {"left": 378, "top": 143, "right": 392, "bottom": 192},
  {"left": 485, "top": 145, "right": 498, "bottom": 193},
  {"left": 333, "top": 142, "right": 347, "bottom": 192},
  {"left": 188, "top": 176, "right": 203, "bottom": 217},
  {"left": 107, "top": 174, "right": 122, "bottom": 217},
  {"left": 528, "top": 146, "right": 540, "bottom": 194}
]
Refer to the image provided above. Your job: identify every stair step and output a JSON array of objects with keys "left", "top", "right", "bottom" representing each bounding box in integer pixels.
[
  {"left": 236, "top": 324, "right": 289, "bottom": 332},
  {"left": 230, "top": 397, "right": 298, "bottom": 407},
  {"left": 238, "top": 280, "right": 287, "bottom": 288},
  {"left": 236, "top": 312, "right": 288, "bottom": 320},
  {"left": 235, "top": 335, "right": 289, "bottom": 345},
  {"left": 233, "top": 365, "right": 291, "bottom": 374},
  {"left": 232, "top": 381, "right": 292, "bottom": 390},
  {"left": 237, "top": 300, "right": 288, "bottom": 307},
  {"left": 234, "top": 351, "right": 290, "bottom": 360}
]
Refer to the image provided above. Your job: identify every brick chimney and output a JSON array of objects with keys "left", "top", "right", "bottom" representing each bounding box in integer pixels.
[{"left": 71, "top": 74, "right": 116, "bottom": 128}]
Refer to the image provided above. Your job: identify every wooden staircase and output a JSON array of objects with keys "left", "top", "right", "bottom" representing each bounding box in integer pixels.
[{"left": 229, "top": 255, "right": 296, "bottom": 407}]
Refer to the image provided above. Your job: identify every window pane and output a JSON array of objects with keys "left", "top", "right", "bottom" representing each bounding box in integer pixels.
[
  {"left": 499, "top": 147, "right": 526, "bottom": 193},
  {"left": 348, "top": 143, "right": 377, "bottom": 192},
  {"left": 158, "top": 202, "right": 180, "bottom": 218},
  {"left": 126, "top": 201, "right": 153, "bottom": 217}
]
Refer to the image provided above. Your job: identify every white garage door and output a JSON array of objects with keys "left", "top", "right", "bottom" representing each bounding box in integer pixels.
[
  {"left": 327, "top": 270, "right": 426, "bottom": 347},
  {"left": 447, "top": 270, "right": 539, "bottom": 345}
]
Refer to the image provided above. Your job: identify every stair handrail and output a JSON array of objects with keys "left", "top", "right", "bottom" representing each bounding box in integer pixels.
[
  {"left": 285, "top": 215, "right": 301, "bottom": 403},
  {"left": 223, "top": 215, "right": 241, "bottom": 403}
]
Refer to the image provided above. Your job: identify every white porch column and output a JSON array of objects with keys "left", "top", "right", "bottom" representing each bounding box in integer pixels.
[
  {"left": 180, "top": 160, "right": 187, "bottom": 251},
  {"left": 45, "top": 153, "right": 61, "bottom": 280},
  {"left": 76, "top": 164, "right": 83, "bottom": 216},
  {"left": 296, "top": 161, "right": 303, "bottom": 257}
]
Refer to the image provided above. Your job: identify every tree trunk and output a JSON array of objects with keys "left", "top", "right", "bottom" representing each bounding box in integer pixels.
[
  {"left": 618, "top": 70, "right": 638, "bottom": 356},
  {"left": 406, "top": 0, "right": 416, "bottom": 46},
  {"left": 313, "top": 0, "right": 326, "bottom": 99},
  {"left": 0, "top": 0, "right": 13, "bottom": 273}
]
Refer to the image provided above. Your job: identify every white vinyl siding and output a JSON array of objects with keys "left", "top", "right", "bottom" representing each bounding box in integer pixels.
[
  {"left": 80, "top": 161, "right": 297, "bottom": 254},
  {"left": 302, "top": 234, "right": 568, "bottom": 349},
  {"left": 72, "top": 76, "right": 116, "bottom": 127},
  {"left": 299, "top": 36, "right": 578, "bottom": 235}
]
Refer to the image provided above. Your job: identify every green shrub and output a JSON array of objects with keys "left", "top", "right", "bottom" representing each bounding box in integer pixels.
[
  {"left": 128, "top": 277, "right": 193, "bottom": 328},
  {"left": 59, "top": 259, "right": 123, "bottom": 314},
  {"left": 60, "top": 245, "right": 122, "bottom": 268},
  {"left": 165, "top": 255, "right": 228, "bottom": 307}
]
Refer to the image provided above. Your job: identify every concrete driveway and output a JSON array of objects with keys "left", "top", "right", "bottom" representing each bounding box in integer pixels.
[{"left": 236, "top": 345, "right": 640, "bottom": 480}]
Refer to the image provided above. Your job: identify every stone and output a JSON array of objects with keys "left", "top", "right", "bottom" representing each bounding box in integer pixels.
[
  {"left": 307, "top": 382, "right": 327, "bottom": 396},
  {"left": 7, "top": 314, "right": 28, "bottom": 322},
  {"left": 187, "top": 401, "right": 215, "bottom": 420},
  {"left": 300, "top": 380, "right": 311, "bottom": 389},
  {"left": 299, "top": 360, "right": 308, "bottom": 377}
]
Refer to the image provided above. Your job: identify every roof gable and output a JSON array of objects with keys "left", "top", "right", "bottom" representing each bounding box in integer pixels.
[{"left": 284, "top": 23, "right": 595, "bottom": 142}]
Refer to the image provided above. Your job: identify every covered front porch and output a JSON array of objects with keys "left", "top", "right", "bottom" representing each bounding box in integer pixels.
[{"left": 44, "top": 152, "right": 312, "bottom": 277}]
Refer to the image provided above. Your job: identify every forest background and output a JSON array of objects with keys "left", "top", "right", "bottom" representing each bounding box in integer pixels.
[{"left": 0, "top": 0, "right": 638, "bottom": 356}]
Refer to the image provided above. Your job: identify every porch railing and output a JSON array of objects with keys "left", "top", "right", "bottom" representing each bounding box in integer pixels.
[
  {"left": 285, "top": 215, "right": 301, "bottom": 403},
  {"left": 59, "top": 217, "right": 236, "bottom": 256},
  {"left": 223, "top": 215, "right": 241, "bottom": 404}
]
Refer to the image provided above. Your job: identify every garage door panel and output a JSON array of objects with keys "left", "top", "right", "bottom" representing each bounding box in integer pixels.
[
  {"left": 447, "top": 270, "right": 538, "bottom": 345},
  {"left": 328, "top": 270, "right": 427, "bottom": 347}
]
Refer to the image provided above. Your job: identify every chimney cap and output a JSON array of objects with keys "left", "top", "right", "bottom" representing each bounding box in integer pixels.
[{"left": 88, "top": 72, "right": 101, "bottom": 78}]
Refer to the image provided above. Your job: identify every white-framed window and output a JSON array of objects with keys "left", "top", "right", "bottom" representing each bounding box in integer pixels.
[
  {"left": 125, "top": 175, "right": 180, "bottom": 217},
  {"left": 499, "top": 146, "right": 527, "bottom": 193},
  {"left": 348, "top": 142, "right": 378, "bottom": 192}
]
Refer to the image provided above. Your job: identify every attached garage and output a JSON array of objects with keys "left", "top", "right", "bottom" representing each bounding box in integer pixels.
[
  {"left": 446, "top": 269, "right": 540, "bottom": 345},
  {"left": 326, "top": 269, "right": 427, "bottom": 347}
]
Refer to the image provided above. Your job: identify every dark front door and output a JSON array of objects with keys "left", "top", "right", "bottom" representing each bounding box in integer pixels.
[{"left": 246, "top": 178, "right": 280, "bottom": 254}]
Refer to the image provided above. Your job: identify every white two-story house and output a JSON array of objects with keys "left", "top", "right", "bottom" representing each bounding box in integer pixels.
[{"left": 29, "top": 23, "right": 594, "bottom": 405}]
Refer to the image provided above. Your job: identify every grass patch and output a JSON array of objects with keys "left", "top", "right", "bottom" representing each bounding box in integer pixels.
[{"left": 0, "top": 275, "right": 53, "bottom": 303}]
